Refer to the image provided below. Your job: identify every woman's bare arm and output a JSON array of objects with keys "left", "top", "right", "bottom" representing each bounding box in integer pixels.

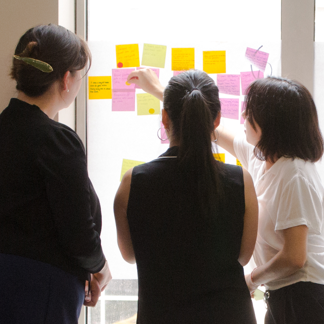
[
  {"left": 238, "top": 168, "right": 258, "bottom": 266},
  {"left": 114, "top": 169, "right": 135, "bottom": 264}
]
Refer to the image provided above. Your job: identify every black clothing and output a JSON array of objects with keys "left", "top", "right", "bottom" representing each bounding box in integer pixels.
[
  {"left": 127, "top": 146, "right": 256, "bottom": 323},
  {"left": 0, "top": 98, "right": 105, "bottom": 280},
  {"left": 265, "top": 282, "right": 324, "bottom": 324}
]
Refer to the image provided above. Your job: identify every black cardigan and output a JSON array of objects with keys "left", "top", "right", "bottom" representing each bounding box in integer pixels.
[{"left": 0, "top": 98, "right": 105, "bottom": 280}]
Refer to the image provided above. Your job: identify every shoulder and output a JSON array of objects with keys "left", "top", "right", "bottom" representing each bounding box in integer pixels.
[
  {"left": 37, "top": 120, "right": 85, "bottom": 156},
  {"left": 276, "top": 158, "right": 322, "bottom": 191},
  {"left": 221, "top": 163, "right": 244, "bottom": 186}
]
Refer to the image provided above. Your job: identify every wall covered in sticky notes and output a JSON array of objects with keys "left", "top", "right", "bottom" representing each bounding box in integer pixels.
[{"left": 86, "top": 37, "right": 281, "bottom": 284}]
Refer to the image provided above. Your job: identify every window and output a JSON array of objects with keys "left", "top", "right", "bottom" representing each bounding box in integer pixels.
[{"left": 87, "top": 1, "right": 281, "bottom": 323}]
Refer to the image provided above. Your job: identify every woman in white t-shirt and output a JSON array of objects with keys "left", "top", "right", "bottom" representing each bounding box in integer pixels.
[
  {"left": 216, "top": 76, "right": 324, "bottom": 324},
  {"left": 126, "top": 70, "right": 324, "bottom": 324}
]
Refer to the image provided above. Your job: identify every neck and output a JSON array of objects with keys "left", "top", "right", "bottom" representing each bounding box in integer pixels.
[{"left": 17, "top": 84, "right": 63, "bottom": 119}]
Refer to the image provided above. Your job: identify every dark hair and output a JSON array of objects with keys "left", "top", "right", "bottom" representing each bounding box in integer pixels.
[
  {"left": 245, "top": 76, "right": 324, "bottom": 163},
  {"left": 10, "top": 24, "right": 91, "bottom": 97},
  {"left": 163, "top": 70, "right": 224, "bottom": 214}
]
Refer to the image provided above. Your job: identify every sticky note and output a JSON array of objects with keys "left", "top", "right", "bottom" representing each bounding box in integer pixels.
[
  {"left": 240, "top": 71, "right": 264, "bottom": 95},
  {"left": 220, "top": 98, "right": 239, "bottom": 120},
  {"left": 112, "top": 91, "right": 135, "bottom": 111},
  {"left": 88, "top": 76, "right": 112, "bottom": 100},
  {"left": 241, "top": 101, "right": 246, "bottom": 124},
  {"left": 160, "top": 121, "right": 169, "bottom": 144},
  {"left": 116, "top": 44, "right": 140, "bottom": 68},
  {"left": 112, "top": 69, "right": 135, "bottom": 90},
  {"left": 213, "top": 153, "right": 225, "bottom": 163},
  {"left": 173, "top": 71, "right": 184, "bottom": 77},
  {"left": 203, "top": 51, "right": 226, "bottom": 74},
  {"left": 236, "top": 159, "right": 242, "bottom": 167},
  {"left": 171, "top": 48, "right": 195, "bottom": 71},
  {"left": 135, "top": 67, "right": 160, "bottom": 89},
  {"left": 120, "top": 159, "right": 145, "bottom": 181},
  {"left": 137, "top": 93, "right": 160, "bottom": 115},
  {"left": 217, "top": 74, "right": 240, "bottom": 96},
  {"left": 142, "top": 43, "right": 167, "bottom": 68},
  {"left": 245, "top": 47, "right": 269, "bottom": 72}
]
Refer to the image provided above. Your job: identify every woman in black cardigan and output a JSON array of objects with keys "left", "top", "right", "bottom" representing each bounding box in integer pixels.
[{"left": 0, "top": 24, "right": 111, "bottom": 323}]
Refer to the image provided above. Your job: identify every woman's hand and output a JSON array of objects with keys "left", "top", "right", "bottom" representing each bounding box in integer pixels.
[
  {"left": 84, "top": 274, "right": 101, "bottom": 307},
  {"left": 127, "top": 68, "right": 164, "bottom": 101},
  {"left": 93, "top": 260, "right": 112, "bottom": 292},
  {"left": 245, "top": 273, "right": 259, "bottom": 297}
]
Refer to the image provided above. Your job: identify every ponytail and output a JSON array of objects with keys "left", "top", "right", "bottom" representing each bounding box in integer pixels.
[{"left": 164, "top": 70, "right": 224, "bottom": 215}]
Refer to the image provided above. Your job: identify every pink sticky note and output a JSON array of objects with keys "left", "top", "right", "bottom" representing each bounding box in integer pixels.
[
  {"left": 160, "top": 121, "right": 169, "bottom": 144},
  {"left": 217, "top": 74, "right": 240, "bottom": 96},
  {"left": 136, "top": 67, "right": 160, "bottom": 89},
  {"left": 245, "top": 47, "right": 269, "bottom": 72},
  {"left": 112, "top": 69, "right": 135, "bottom": 90},
  {"left": 220, "top": 98, "right": 239, "bottom": 120},
  {"left": 240, "top": 101, "right": 247, "bottom": 124},
  {"left": 240, "top": 71, "right": 264, "bottom": 95},
  {"left": 112, "top": 90, "right": 135, "bottom": 111},
  {"left": 173, "top": 71, "right": 184, "bottom": 76}
]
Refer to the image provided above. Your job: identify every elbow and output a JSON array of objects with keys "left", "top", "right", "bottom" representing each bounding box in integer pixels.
[
  {"left": 238, "top": 254, "right": 252, "bottom": 267},
  {"left": 122, "top": 254, "right": 136, "bottom": 264},
  {"left": 287, "top": 255, "right": 307, "bottom": 271},
  {"left": 291, "top": 257, "right": 306, "bottom": 270}
]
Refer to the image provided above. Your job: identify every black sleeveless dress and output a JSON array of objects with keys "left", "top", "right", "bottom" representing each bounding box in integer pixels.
[{"left": 127, "top": 147, "right": 256, "bottom": 324}]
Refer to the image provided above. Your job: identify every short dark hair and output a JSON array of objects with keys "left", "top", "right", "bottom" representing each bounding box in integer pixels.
[
  {"left": 10, "top": 24, "right": 91, "bottom": 97},
  {"left": 245, "top": 76, "right": 324, "bottom": 162},
  {"left": 163, "top": 70, "right": 224, "bottom": 213}
]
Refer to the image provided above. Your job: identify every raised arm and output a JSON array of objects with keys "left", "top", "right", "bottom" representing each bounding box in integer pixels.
[
  {"left": 127, "top": 68, "right": 164, "bottom": 101},
  {"left": 215, "top": 125, "right": 237, "bottom": 158},
  {"left": 238, "top": 168, "right": 258, "bottom": 266}
]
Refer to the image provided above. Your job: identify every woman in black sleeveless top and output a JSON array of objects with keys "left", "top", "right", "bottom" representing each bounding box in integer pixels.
[{"left": 114, "top": 70, "right": 258, "bottom": 324}]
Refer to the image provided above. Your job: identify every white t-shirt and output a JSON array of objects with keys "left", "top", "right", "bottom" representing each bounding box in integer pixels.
[{"left": 234, "top": 135, "right": 324, "bottom": 290}]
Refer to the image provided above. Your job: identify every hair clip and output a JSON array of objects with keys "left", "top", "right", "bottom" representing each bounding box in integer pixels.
[{"left": 13, "top": 55, "right": 53, "bottom": 73}]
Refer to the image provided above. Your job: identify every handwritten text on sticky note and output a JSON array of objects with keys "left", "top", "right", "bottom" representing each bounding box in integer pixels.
[
  {"left": 245, "top": 47, "right": 269, "bottom": 72},
  {"left": 88, "top": 76, "right": 112, "bottom": 100},
  {"left": 203, "top": 51, "right": 226, "bottom": 74},
  {"left": 240, "top": 71, "right": 264, "bottom": 95},
  {"left": 171, "top": 48, "right": 195, "bottom": 71},
  {"left": 120, "top": 159, "right": 145, "bottom": 181},
  {"left": 112, "top": 91, "right": 135, "bottom": 112},
  {"left": 217, "top": 74, "right": 240, "bottom": 96},
  {"left": 142, "top": 43, "right": 167, "bottom": 68},
  {"left": 116, "top": 44, "right": 140, "bottom": 68},
  {"left": 220, "top": 98, "right": 239, "bottom": 120},
  {"left": 137, "top": 93, "right": 160, "bottom": 115}
]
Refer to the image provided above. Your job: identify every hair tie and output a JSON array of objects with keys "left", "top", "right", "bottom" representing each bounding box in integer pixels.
[
  {"left": 13, "top": 55, "right": 53, "bottom": 73},
  {"left": 190, "top": 87, "right": 199, "bottom": 94}
]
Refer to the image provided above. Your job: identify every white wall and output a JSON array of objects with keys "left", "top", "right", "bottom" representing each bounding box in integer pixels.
[{"left": 0, "top": 0, "right": 59, "bottom": 113}]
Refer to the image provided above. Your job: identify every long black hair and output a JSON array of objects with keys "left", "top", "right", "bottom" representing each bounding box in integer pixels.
[{"left": 163, "top": 70, "right": 224, "bottom": 214}]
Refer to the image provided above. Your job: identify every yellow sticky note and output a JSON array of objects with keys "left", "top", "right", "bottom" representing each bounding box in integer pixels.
[
  {"left": 142, "top": 43, "right": 167, "bottom": 68},
  {"left": 171, "top": 48, "right": 195, "bottom": 71},
  {"left": 120, "top": 159, "right": 145, "bottom": 181},
  {"left": 116, "top": 44, "right": 140, "bottom": 68},
  {"left": 236, "top": 159, "right": 242, "bottom": 167},
  {"left": 203, "top": 51, "right": 226, "bottom": 74},
  {"left": 88, "top": 76, "right": 112, "bottom": 100},
  {"left": 213, "top": 153, "right": 225, "bottom": 163},
  {"left": 137, "top": 93, "right": 160, "bottom": 115}
]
